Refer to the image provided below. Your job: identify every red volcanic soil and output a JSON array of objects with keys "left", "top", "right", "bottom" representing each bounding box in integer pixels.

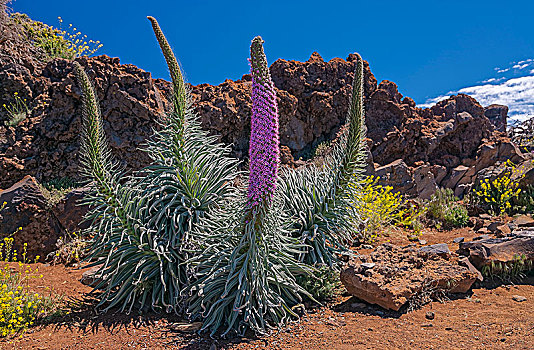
[{"left": 2, "top": 227, "right": 533, "bottom": 350}]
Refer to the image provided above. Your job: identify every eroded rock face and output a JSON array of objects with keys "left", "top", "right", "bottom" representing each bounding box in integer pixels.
[
  {"left": 0, "top": 41, "right": 511, "bottom": 198},
  {"left": 0, "top": 55, "right": 165, "bottom": 189},
  {"left": 458, "top": 231, "right": 534, "bottom": 269},
  {"left": 0, "top": 176, "right": 62, "bottom": 259},
  {"left": 340, "top": 243, "right": 478, "bottom": 311}
]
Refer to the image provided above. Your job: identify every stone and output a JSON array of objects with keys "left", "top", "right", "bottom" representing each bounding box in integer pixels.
[
  {"left": 513, "top": 215, "right": 534, "bottom": 228},
  {"left": 487, "top": 222, "right": 511, "bottom": 237},
  {"left": 169, "top": 322, "right": 203, "bottom": 333},
  {"left": 52, "top": 187, "right": 91, "bottom": 233},
  {"left": 0, "top": 56, "right": 166, "bottom": 189},
  {"left": 512, "top": 295, "right": 527, "bottom": 302},
  {"left": 412, "top": 165, "right": 438, "bottom": 199},
  {"left": 475, "top": 229, "right": 490, "bottom": 236},
  {"left": 425, "top": 311, "right": 435, "bottom": 320},
  {"left": 419, "top": 239, "right": 427, "bottom": 245},
  {"left": 340, "top": 244, "right": 477, "bottom": 311},
  {"left": 1, "top": 39, "right": 504, "bottom": 199},
  {"left": 430, "top": 165, "right": 448, "bottom": 186},
  {"left": 484, "top": 104, "right": 508, "bottom": 132},
  {"left": 519, "top": 165, "right": 534, "bottom": 188},
  {"left": 361, "top": 263, "right": 376, "bottom": 269},
  {"left": 453, "top": 237, "right": 465, "bottom": 244},
  {"left": 0, "top": 176, "right": 63, "bottom": 259},
  {"left": 375, "top": 159, "right": 414, "bottom": 194},
  {"left": 443, "top": 165, "right": 469, "bottom": 189},
  {"left": 458, "top": 231, "right": 534, "bottom": 269},
  {"left": 497, "top": 141, "right": 525, "bottom": 164},
  {"left": 80, "top": 265, "right": 106, "bottom": 288},
  {"left": 459, "top": 257, "right": 484, "bottom": 282},
  {"left": 487, "top": 221, "right": 505, "bottom": 232},
  {"left": 418, "top": 243, "right": 451, "bottom": 258},
  {"left": 495, "top": 224, "right": 512, "bottom": 237},
  {"left": 0, "top": 18, "right": 514, "bottom": 204},
  {"left": 475, "top": 144, "right": 499, "bottom": 173},
  {"left": 350, "top": 302, "right": 367, "bottom": 309},
  {"left": 469, "top": 217, "right": 485, "bottom": 231}
]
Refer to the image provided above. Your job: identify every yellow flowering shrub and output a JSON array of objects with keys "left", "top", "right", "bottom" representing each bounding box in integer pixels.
[
  {"left": 475, "top": 160, "right": 524, "bottom": 215},
  {"left": 351, "top": 176, "right": 425, "bottom": 242},
  {"left": 2, "top": 91, "right": 29, "bottom": 127},
  {"left": 11, "top": 13, "right": 103, "bottom": 60},
  {"left": 51, "top": 230, "right": 88, "bottom": 266},
  {"left": 0, "top": 237, "right": 61, "bottom": 338}
]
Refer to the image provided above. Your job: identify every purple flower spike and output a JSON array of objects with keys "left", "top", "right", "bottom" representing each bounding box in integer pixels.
[{"left": 247, "top": 36, "right": 280, "bottom": 207}]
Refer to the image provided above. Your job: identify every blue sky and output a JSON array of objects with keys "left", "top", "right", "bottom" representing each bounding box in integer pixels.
[{"left": 10, "top": 0, "right": 534, "bottom": 120}]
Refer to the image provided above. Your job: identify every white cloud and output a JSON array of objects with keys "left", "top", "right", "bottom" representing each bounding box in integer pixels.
[
  {"left": 420, "top": 59, "right": 534, "bottom": 123},
  {"left": 513, "top": 63, "right": 529, "bottom": 69}
]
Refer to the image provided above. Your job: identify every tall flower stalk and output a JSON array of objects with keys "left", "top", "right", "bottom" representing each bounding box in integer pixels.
[
  {"left": 76, "top": 17, "right": 239, "bottom": 313},
  {"left": 186, "top": 36, "right": 309, "bottom": 337},
  {"left": 247, "top": 36, "right": 280, "bottom": 208},
  {"left": 279, "top": 53, "right": 367, "bottom": 266}
]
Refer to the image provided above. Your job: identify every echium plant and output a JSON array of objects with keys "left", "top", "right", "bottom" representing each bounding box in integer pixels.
[
  {"left": 247, "top": 37, "right": 280, "bottom": 207},
  {"left": 186, "top": 37, "right": 310, "bottom": 337},
  {"left": 279, "top": 53, "right": 367, "bottom": 266},
  {"left": 75, "top": 17, "right": 238, "bottom": 313}
]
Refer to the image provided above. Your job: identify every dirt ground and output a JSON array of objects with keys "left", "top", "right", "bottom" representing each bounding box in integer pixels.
[{"left": 2, "top": 226, "right": 533, "bottom": 350}]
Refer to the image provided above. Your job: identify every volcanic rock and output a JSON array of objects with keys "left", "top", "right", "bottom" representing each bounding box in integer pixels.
[
  {"left": 484, "top": 104, "right": 508, "bottom": 132},
  {"left": 458, "top": 231, "right": 534, "bottom": 269},
  {"left": 340, "top": 244, "right": 477, "bottom": 311},
  {"left": 513, "top": 215, "right": 534, "bottom": 228},
  {"left": 80, "top": 264, "right": 107, "bottom": 288},
  {"left": 0, "top": 17, "right": 516, "bottom": 201},
  {"left": 51, "top": 187, "right": 91, "bottom": 233},
  {"left": 418, "top": 243, "right": 451, "bottom": 258},
  {"left": 0, "top": 176, "right": 63, "bottom": 259}
]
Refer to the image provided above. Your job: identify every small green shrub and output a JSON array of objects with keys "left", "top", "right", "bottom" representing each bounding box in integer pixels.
[
  {"left": 427, "top": 188, "right": 468, "bottom": 228},
  {"left": 480, "top": 254, "right": 533, "bottom": 281},
  {"left": 443, "top": 205, "right": 469, "bottom": 228},
  {"left": 42, "top": 177, "right": 78, "bottom": 192},
  {"left": 2, "top": 92, "right": 29, "bottom": 127},
  {"left": 11, "top": 13, "right": 102, "bottom": 60},
  {"left": 36, "top": 183, "right": 70, "bottom": 208},
  {"left": 312, "top": 140, "right": 331, "bottom": 158},
  {"left": 296, "top": 265, "right": 341, "bottom": 301},
  {"left": 513, "top": 184, "right": 534, "bottom": 214}
]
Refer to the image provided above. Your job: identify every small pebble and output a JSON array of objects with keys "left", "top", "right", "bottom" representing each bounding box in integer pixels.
[
  {"left": 351, "top": 302, "right": 367, "bottom": 309},
  {"left": 453, "top": 237, "right": 465, "bottom": 243},
  {"left": 419, "top": 239, "right": 427, "bottom": 245},
  {"left": 512, "top": 295, "right": 527, "bottom": 302},
  {"left": 425, "top": 311, "right": 435, "bottom": 320},
  {"left": 361, "top": 262, "right": 376, "bottom": 269}
]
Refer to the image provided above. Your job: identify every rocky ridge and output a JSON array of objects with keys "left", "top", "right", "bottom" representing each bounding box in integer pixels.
[{"left": 1, "top": 32, "right": 532, "bottom": 198}]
